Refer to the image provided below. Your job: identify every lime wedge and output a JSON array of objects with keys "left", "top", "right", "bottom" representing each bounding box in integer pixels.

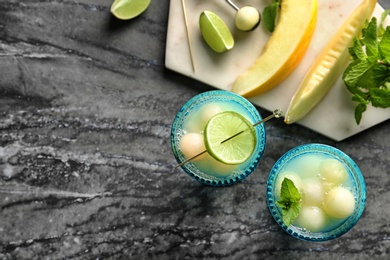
[
  {"left": 204, "top": 111, "right": 256, "bottom": 164},
  {"left": 110, "top": 0, "right": 151, "bottom": 20},
  {"left": 199, "top": 10, "right": 234, "bottom": 53}
]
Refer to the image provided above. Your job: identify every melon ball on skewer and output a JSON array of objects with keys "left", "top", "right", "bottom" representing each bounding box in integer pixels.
[
  {"left": 323, "top": 186, "right": 355, "bottom": 219},
  {"left": 179, "top": 133, "right": 206, "bottom": 162},
  {"left": 225, "top": 1, "right": 261, "bottom": 32},
  {"left": 235, "top": 6, "right": 261, "bottom": 31}
]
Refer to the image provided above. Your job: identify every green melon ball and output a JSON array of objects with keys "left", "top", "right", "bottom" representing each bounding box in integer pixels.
[
  {"left": 302, "top": 180, "right": 325, "bottom": 206},
  {"left": 294, "top": 206, "right": 327, "bottom": 232},
  {"left": 320, "top": 159, "right": 348, "bottom": 186},
  {"left": 323, "top": 186, "right": 355, "bottom": 219}
]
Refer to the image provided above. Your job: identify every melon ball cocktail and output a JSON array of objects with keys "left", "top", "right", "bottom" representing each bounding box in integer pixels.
[
  {"left": 171, "top": 90, "right": 268, "bottom": 186},
  {"left": 266, "top": 144, "right": 366, "bottom": 241}
]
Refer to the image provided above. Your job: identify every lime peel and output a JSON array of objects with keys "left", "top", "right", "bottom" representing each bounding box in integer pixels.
[
  {"left": 199, "top": 10, "right": 234, "bottom": 53},
  {"left": 110, "top": 0, "right": 151, "bottom": 20}
]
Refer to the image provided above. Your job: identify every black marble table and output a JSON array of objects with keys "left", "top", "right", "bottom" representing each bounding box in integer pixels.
[{"left": 1, "top": 0, "right": 389, "bottom": 259}]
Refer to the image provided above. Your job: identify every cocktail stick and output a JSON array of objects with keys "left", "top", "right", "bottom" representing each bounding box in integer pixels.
[
  {"left": 175, "top": 109, "right": 283, "bottom": 168},
  {"left": 181, "top": 0, "right": 196, "bottom": 72}
]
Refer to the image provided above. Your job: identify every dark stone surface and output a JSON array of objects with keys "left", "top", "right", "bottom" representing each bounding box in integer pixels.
[{"left": 0, "top": 0, "right": 389, "bottom": 259}]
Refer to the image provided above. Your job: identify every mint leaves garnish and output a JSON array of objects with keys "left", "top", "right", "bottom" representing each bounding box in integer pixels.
[
  {"left": 343, "top": 12, "right": 390, "bottom": 124},
  {"left": 275, "top": 178, "right": 301, "bottom": 227},
  {"left": 262, "top": 0, "right": 280, "bottom": 33}
]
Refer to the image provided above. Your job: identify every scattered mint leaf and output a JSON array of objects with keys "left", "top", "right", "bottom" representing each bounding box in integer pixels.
[
  {"left": 355, "top": 103, "right": 367, "bottom": 125},
  {"left": 370, "top": 87, "right": 390, "bottom": 108},
  {"left": 380, "top": 10, "right": 390, "bottom": 36},
  {"left": 275, "top": 178, "right": 301, "bottom": 227},
  {"left": 262, "top": 1, "right": 280, "bottom": 33},
  {"left": 351, "top": 93, "right": 369, "bottom": 104},
  {"left": 379, "top": 27, "right": 390, "bottom": 63},
  {"left": 355, "top": 63, "right": 388, "bottom": 89},
  {"left": 343, "top": 60, "right": 373, "bottom": 87},
  {"left": 349, "top": 38, "right": 366, "bottom": 60},
  {"left": 343, "top": 11, "right": 390, "bottom": 124},
  {"left": 362, "top": 17, "right": 378, "bottom": 59}
]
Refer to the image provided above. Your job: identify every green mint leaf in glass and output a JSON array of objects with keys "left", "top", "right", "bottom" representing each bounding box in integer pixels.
[
  {"left": 276, "top": 178, "right": 301, "bottom": 227},
  {"left": 262, "top": 1, "right": 280, "bottom": 33},
  {"left": 283, "top": 202, "right": 301, "bottom": 227}
]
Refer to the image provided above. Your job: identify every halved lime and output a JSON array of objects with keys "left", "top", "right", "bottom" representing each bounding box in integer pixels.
[
  {"left": 199, "top": 10, "right": 234, "bottom": 53},
  {"left": 204, "top": 111, "right": 256, "bottom": 164},
  {"left": 110, "top": 0, "right": 151, "bottom": 20}
]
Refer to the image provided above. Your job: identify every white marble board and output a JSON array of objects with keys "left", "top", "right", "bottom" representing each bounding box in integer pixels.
[{"left": 165, "top": 0, "right": 390, "bottom": 141}]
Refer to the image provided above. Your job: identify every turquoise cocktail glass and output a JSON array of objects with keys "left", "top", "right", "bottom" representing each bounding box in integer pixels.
[
  {"left": 171, "top": 90, "right": 266, "bottom": 186},
  {"left": 266, "top": 144, "right": 366, "bottom": 241}
]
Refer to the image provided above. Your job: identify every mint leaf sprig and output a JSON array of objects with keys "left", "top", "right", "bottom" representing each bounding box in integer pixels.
[
  {"left": 275, "top": 178, "right": 301, "bottom": 227},
  {"left": 343, "top": 11, "right": 390, "bottom": 125},
  {"left": 262, "top": 0, "right": 280, "bottom": 33}
]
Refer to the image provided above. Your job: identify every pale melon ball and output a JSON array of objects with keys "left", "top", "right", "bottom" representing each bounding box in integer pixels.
[
  {"left": 323, "top": 186, "right": 355, "bottom": 219},
  {"left": 275, "top": 171, "right": 303, "bottom": 197},
  {"left": 294, "top": 206, "right": 327, "bottom": 232},
  {"left": 179, "top": 133, "right": 206, "bottom": 162},
  {"left": 302, "top": 180, "right": 325, "bottom": 206},
  {"left": 235, "top": 6, "right": 260, "bottom": 31},
  {"left": 320, "top": 159, "right": 348, "bottom": 186},
  {"left": 199, "top": 104, "right": 223, "bottom": 128}
]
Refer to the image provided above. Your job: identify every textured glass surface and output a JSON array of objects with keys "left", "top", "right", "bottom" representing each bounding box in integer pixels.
[
  {"left": 266, "top": 144, "right": 366, "bottom": 241},
  {"left": 171, "top": 90, "right": 266, "bottom": 186}
]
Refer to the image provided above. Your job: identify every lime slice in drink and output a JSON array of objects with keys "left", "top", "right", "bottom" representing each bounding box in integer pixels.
[
  {"left": 199, "top": 11, "right": 234, "bottom": 53},
  {"left": 204, "top": 111, "right": 256, "bottom": 164},
  {"left": 110, "top": 0, "right": 151, "bottom": 20}
]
